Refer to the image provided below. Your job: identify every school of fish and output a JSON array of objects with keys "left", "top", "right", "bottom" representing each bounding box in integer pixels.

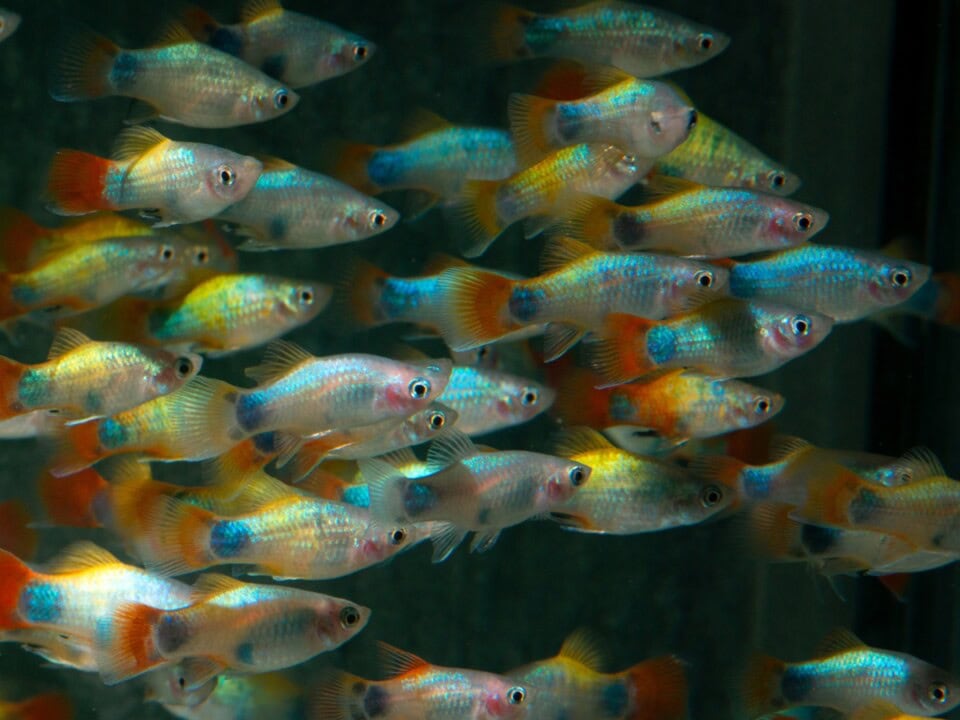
[{"left": 0, "top": 1, "right": 955, "bottom": 719}]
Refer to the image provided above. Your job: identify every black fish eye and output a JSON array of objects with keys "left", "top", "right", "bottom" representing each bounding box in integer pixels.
[
  {"left": 792, "top": 213, "right": 812, "bottom": 232},
  {"left": 353, "top": 43, "right": 368, "bottom": 61},
  {"left": 507, "top": 687, "right": 526, "bottom": 705},
  {"left": 770, "top": 172, "right": 786, "bottom": 189},
  {"left": 409, "top": 378, "right": 430, "bottom": 399},
  {"left": 389, "top": 528, "right": 407, "bottom": 545},
  {"left": 701, "top": 485, "right": 723, "bottom": 507},
  {"left": 650, "top": 118, "right": 662, "bottom": 134},
  {"left": 929, "top": 682, "right": 949, "bottom": 703},
  {"left": 370, "top": 210, "right": 387, "bottom": 228},
  {"left": 195, "top": 248, "right": 209, "bottom": 264},
  {"left": 298, "top": 288, "right": 314, "bottom": 304},
  {"left": 339, "top": 606, "right": 361, "bottom": 628},
  {"left": 569, "top": 466, "right": 586, "bottom": 486},
  {"left": 697, "top": 33, "right": 714, "bottom": 51},
  {"left": 755, "top": 396, "right": 771, "bottom": 414},
  {"left": 428, "top": 411, "right": 445, "bottom": 430},
  {"left": 176, "top": 358, "right": 194, "bottom": 378},
  {"left": 791, "top": 315, "right": 810, "bottom": 336},
  {"left": 160, "top": 245, "right": 175, "bottom": 261},
  {"left": 217, "top": 165, "right": 236, "bottom": 187},
  {"left": 521, "top": 387, "right": 539, "bottom": 406},
  {"left": 695, "top": 270, "right": 714, "bottom": 288},
  {"left": 890, "top": 267, "right": 911, "bottom": 288},
  {"left": 273, "top": 89, "right": 289, "bottom": 109}
]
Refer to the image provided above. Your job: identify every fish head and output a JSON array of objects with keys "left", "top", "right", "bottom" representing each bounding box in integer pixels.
[
  {"left": 0, "top": 10, "right": 21, "bottom": 42},
  {"left": 760, "top": 305, "right": 833, "bottom": 360},
  {"left": 277, "top": 281, "right": 332, "bottom": 324},
  {"left": 667, "top": 260, "right": 730, "bottom": 314},
  {"left": 492, "top": 377, "right": 556, "bottom": 426},
  {"left": 752, "top": 167, "right": 803, "bottom": 196},
  {"left": 381, "top": 360, "right": 454, "bottom": 415},
  {"left": 321, "top": 34, "right": 377, "bottom": 79},
  {"left": 314, "top": 599, "right": 371, "bottom": 648},
  {"left": 408, "top": 403, "right": 459, "bottom": 441},
  {"left": 340, "top": 199, "right": 400, "bottom": 242},
  {"left": 244, "top": 82, "right": 300, "bottom": 122},
  {"left": 126, "top": 238, "right": 183, "bottom": 289},
  {"left": 543, "top": 458, "right": 592, "bottom": 505},
  {"left": 765, "top": 201, "right": 830, "bottom": 246},
  {"left": 148, "top": 349, "right": 204, "bottom": 395},
  {"left": 637, "top": 82, "right": 698, "bottom": 157},
  {"left": 905, "top": 662, "right": 960, "bottom": 715},
  {"left": 867, "top": 258, "right": 932, "bottom": 308},
  {"left": 670, "top": 25, "right": 731, "bottom": 70},
  {"left": 480, "top": 680, "right": 532, "bottom": 720},
  {"left": 716, "top": 380, "right": 785, "bottom": 432},
  {"left": 200, "top": 151, "right": 263, "bottom": 207}
]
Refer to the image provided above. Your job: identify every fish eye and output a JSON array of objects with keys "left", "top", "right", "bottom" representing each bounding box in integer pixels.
[
  {"left": 178, "top": 676, "right": 185, "bottom": 689},
  {"left": 339, "top": 606, "right": 361, "bottom": 628},
  {"left": 520, "top": 387, "right": 539, "bottom": 406},
  {"left": 769, "top": 171, "right": 786, "bottom": 190},
  {"left": 408, "top": 378, "right": 431, "bottom": 399},
  {"left": 791, "top": 314, "right": 810, "bottom": 336},
  {"left": 273, "top": 89, "right": 289, "bottom": 109},
  {"left": 298, "top": 288, "right": 314, "bottom": 305},
  {"left": 792, "top": 212, "right": 813, "bottom": 232},
  {"left": 353, "top": 42, "right": 369, "bottom": 61},
  {"left": 928, "top": 682, "right": 949, "bottom": 704},
  {"left": 175, "top": 357, "right": 194, "bottom": 378},
  {"left": 507, "top": 687, "right": 526, "bottom": 705},
  {"left": 695, "top": 270, "right": 714, "bottom": 288},
  {"left": 650, "top": 118, "right": 662, "bottom": 134},
  {"left": 369, "top": 210, "right": 388, "bottom": 228},
  {"left": 754, "top": 396, "right": 771, "bottom": 414},
  {"left": 160, "top": 245, "right": 175, "bottom": 261},
  {"left": 569, "top": 465, "right": 587, "bottom": 486},
  {"left": 701, "top": 484, "right": 723, "bottom": 507},
  {"left": 890, "top": 267, "right": 912, "bottom": 288},
  {"left": 217, "top": 165, "right": 236, "bottom": 187},
  {"left": 428, "top": 411, "right": 446, "bottom": 430},
  {"left": 697, "top": 33, "right": 714, "bottom": 51},
  {"left": 388, "top": 528, "right": 407, "bottom": 545},
  {"left": 195, "top": 248, "right": 209, "bottom": 264}
]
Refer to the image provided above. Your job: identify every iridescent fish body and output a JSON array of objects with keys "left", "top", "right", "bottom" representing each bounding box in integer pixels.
[{"left": 437, "top": 366, "right": 555, "bottom": 436}]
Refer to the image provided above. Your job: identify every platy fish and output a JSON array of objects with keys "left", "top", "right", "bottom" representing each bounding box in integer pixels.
[
  {"left": 0, "top": 8, "right": 20, "bottom": 44},
  {"left": 438, "top": 366, "right": 555, "bottom": 436},
  {"left": 50, "top": 24, "right": 298, "bottom": 127},
  {"left": 484, "top": 1, "right": 730, "bottom": 77},
  {"left": 47, "top": 127, "right": 262, "bottom": 226},
  {"left": 217, "top": 156, "right": 399, "bottom": 251},
  {"left": 588, "top": 299, "right": 833, "bottom": 386},
  {"left": 182, "top": 0, "right": 375, "bottom": 88},
  {"left": 729, "top": 245, "right": 932, "bottom": 322},
  {"left": 316, "top": 643, "right": 532, "bottom": 720},
  {"left": 744, "top": 629, "right": 960, "bottom": 717},
  {"left": 0, "top": 329, "right": 200, "bottom": 421},
  {"left": 364, "top": 430, "right": 590, "bottom": 561},
  {"left": 561, "top": 178, "right": 828, "bottom": 256}
]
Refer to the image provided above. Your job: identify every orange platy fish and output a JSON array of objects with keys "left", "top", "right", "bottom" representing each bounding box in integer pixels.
[
  {"left": 315, "top": 642, "right": 533, "bottom": 720},
  {"left": 47, "top": 127, "right": 262, "bottom": 225},
  {"left": 509, "top": 629, "right": 688, "bottom": 720},
  {"left": 0, "top": 692, "right": 73, "bottom": 720}
]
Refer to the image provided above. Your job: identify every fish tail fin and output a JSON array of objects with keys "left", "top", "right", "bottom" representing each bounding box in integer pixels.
[
  {"left": 0, "top": 548, "right": 33, "bottom": 630},
  {"left": 149, "top": 496, "right": 215, "bottom": 576},
  {"left": 296, "top": 468, "right": 353, "bottom": 502},
  {"left": 550, "top": 365, "right": 612, "bottom": 427},
  {"left": 46, "top": 150, "right": 117, "bottom": 215},
  {"left": 312, "top": 670, "right": 369, "bottom": 720},
  {"left": 96, "top": 602, "right": 166, "bottom": 685},
  {"left": 179, "top": 5, "right": 221, "bottom": 42},
  {"left": 434, "top": 268, "right": 517, "bottom": 349},
  {"left": 558, "top": 195, "right": 619, "bottom": 249},
  {"left": 0, "top": 355, "right": 25, "bottom": 418},
  {"left": 323, "top": 140, "right": 380, "bottom": 196},
  {"left": 454, "top": 180, "right": 505, "bottom": 258},
  {"left": 932, "top": 272, "right": 960, "bottom": 326},
  {"left": 334, "top": 257, "right": 390, "bottom": 328},
  {"left": 360, "top": 458, "right": 410, "bottom": 523},
  {"left": 476, "top": 3, "right": 534, "bottom": 63},
  {"left": 744, "top": 503, "right": 800, "bottom": 560},
  {"left": 0, "top": 501, "right": 38, "bottom": 560},
  {"left": 801, "top": 471, "right": 858, "bottom": 527},
  {"left": 9, "top": 692, "right": 73, "bottom": 720},
  {"left": 875, "top": 573, "right": 911, "bottom": 603},
  {"left": 742, "top": 654, "right": 786, "bottom": 719},
  {"left": 46, "top": 420, "right": 104, "bottom": 477},
  {"left": 625, "top": 655, "right": 689, "bottom": 720},
  {"left": 50, "top": 27, "right": 119, "bottom": 101},
  {"left": 508, "top": 93, "right": 557, "bottom": 165},
  {"left": 105, "top": 458, "right": 163, "bottom": 541},
  {"left": 37, "top": 467, "right": 109, "bottom": 528},
  {"left": 586, "top": 314, "right": 655, "bottom": 387},
  {"left": 0, "top": 208, "right": 48, "bottom": 272}
]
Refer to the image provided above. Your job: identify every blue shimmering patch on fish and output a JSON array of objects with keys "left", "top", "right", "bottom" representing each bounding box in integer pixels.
[
  {"left": 646, "top": 326, "right": 677, "bottom": 365},
  {"left": 849, "top": 487, "right": 883, "bottom": 524},
  {"left": 343, "top": 485, "right": 371, "bottom": 508},
  {"left": 380, "top": 279, "right": 425, "bottom": 321},
  {"left": 236, "top": 641, "right": 255, "bottom": 665},
  {"left": 11, "top": 284, "right": 39, "bottom": 306},
  {"left": 608, "top": 392, "right": 635, "bottom": 422},
  {"left": 97, "top": 417, "right": 128, "bottom": 450},
  {"left": 781, "top": 666, "right": 814, "bottom": 703},
  {"left": 269, "top": 216, "right": 287, "bottom": 241},
  {"left": 21, "top": 582, "right": 62, "bottom": 623},
  {"left": 363, "top": 685, "right": 388, "bottom": 717},
  {"left": 728, "top": 267, "right": 761, "bottom": 299},
  {"left": 554, "top": 103, "right": 583, "bottom": 142},
  {"left": 402, "top": 482, "right": 437, "bottom": 517},
  {"left": 210, "top": 520, "right": 251, "bottom": 558},
  {"left": 367, "top": 150, "right": 406, "bottom": 188},
  {"left": 801, "top": 523, "right": 842, "bottom": 555},
  {"left": 599, "top": 681, "right": 629, "bottom": 717},
  {"left": 235, "top": 392, "right": 268, "bottom": 433},
  {"left": 209, "top": 27, "right": 243, "bottom": 57},
  {"left": 16, "top": 370, "right": 50, "bottom": 409},
  {"left": 508, "top": 286, "right": 546, "bottom": 322},
  {"left": 260, "top": 54, "right": 287, "bottom": 80},
  {"left": 741, "top": 468, "right": 773, "bottom": 500},
  {"left": 109, "top": 52, "right": 139, "bottom": 91},
  {"left": 523, "top": 15, "right": 566, "bottom": 54}
]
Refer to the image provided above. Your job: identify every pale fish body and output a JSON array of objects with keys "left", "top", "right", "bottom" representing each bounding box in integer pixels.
[{"left": 438, "top": 366, "right": 555, "bottom": 436}]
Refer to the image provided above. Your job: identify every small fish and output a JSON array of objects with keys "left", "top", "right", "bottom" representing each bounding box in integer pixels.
[
  {"left": 654, "top": 108, "right": 801, "bottom": 195},
  {"left": 94, "top": 573, "right": 369, "bottom": 684},
  {"left": 50, "top": 24, "right": 298, "bottom": 127},
  {"left": 729, "top": 245, "right": 932, "bottom": 322},
  {"left": 744, "top": 629, "right": 960, "bottom": 717},
  {"left": 550, "top": 364, "right": 783, "bottom": 444},
  {"left": 438, "top": 366, "right": 555, "bottom": 436},
  {"left": 315, "top": 642, "right": 532, "bottom": 720},
  {"left": 0, "top": 8, "right": 20, "bottom": 44},
  {"left": 182, "top": 0, "right": 374, "bottom": 88},
  {"left": 550, "top": 428, "right": 732, "bottom": 533},
  {"left": 156, "top": 672, "right": 305, "bottom": 720},
  {"left": 0, "top": 501, "right": 37, "bottom": 560},
  {"left": 560, "top": 178, "right": 828, "bottom": 256},
  {"left": 217, "top": 156, "right": 399, "bottom": 251},
  {"left": 509, "top": 71, "right": 695, "bottom": 165},
  {"left": 0, "top": 693, "right": 72, "bottom": 720},
  {"left": 0, "top": 328, "right": 200, "bottom": 421},
  {"left": 436, "top": 237, "right": 729, "bottom": 358},
  {"left": 456, "top": 143, "right": 640, "bottom": 257},
  {"left": 509, "top": 629, "right": 688, "bottom": 720},
  {"left": 482, "top": 1, "right": 729, "bottom": 77},
  {"left": 587, "top": 299, "right": 833, "bottom": 386},
  {"left": 47, "top": 126, "right": 262, "bottom": 226},
  {"left": 364, "top": 430, "right": 590, "bottom": 561}
]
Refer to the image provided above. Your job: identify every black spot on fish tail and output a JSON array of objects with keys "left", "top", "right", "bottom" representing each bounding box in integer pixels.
[
  {"left": 800, "top": 523, "right": 843, "bottom": 555},
  {"left": 156, "top": 614, "right": 190, "bottom": 655},
  {"left": 612, "top": 212, "right": 646, "bottom": 247},
  {"left": 363, "top": 685, "right": 388, "bottom": 718},
  {"left": 848, "top": 487, "right": 883, "bottom": 524},
  {"left": 780, "top": 667, "right": 813, "bottom": 704}
]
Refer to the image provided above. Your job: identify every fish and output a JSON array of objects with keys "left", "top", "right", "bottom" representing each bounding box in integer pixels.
[
  {"left": 94, "top": 573, "right": 370, "bottom": 684},
  {"left": 654, "top": 107, "right": 801, "bottom": 195},
  {"left": 216, "top": 156, "right": 399, "bottom": 251},
  {"left": 482, "top": 1, "right": 730, "bottom": 77},
  {"left": 455, "top": 143, "right": 641, "bottom": 257},
  {"left": 744, "top": 628, "right": 960, "bottom": 717},
  {"left": 435, "top": 236, "right": 730, "bottom": 358},
  {"left": 363, "top": 430, "right": 590, "bottom": 561},
  {"left": 0, "top": 693, "right": 72, "bottom": 720},
  {"left": 437, "top": 365, "right": 555, "bottom": 436},
  {"left": 560, "top": 178, "right": 828, "bottom": 256},
  {"left": 181, "top": 0, "right": 375, "bottom": 88},
  {"left": 50, "top": 23, "right": 298, "bottom": 127},
  {"left": 508, "top": 71, "right": 696, "bottom": 164},
  {"left": 0, "top": 328, "right": 200, "bottom": 421},
  {"left": 549, "top": 427, "right": 734, "bottom": 533},
  {"left": 509, "top": 629, "right": 688, "bottom": 720},
  {"left": 37, "top": 467, "right": 110, "bottom": 529},
  {"left": 155, "top": 671, "right": 305, "bottom": 720},
  {"left": 46, "top": 126, "right": 262, "bottom": 226},
  {"left": 0, "top": 500, "right": 37, "bottom": 560},
  {"left": 587, "top": 299, "right": 834, "bottom": 386},
  {"left": 851, "top": 701, "right": 937, "bottom": 720},
  {"left": 315, "top": 642, "right": 532, "bottom": 720},
  {"left": 0, "top": 8, "right": 20, "bottom": 44},
  {"left": 550, "top": 364, "right": 783, "bottom": 444},
  {"left": 729, "top": 245, "right": 932, "bottom": 322}
]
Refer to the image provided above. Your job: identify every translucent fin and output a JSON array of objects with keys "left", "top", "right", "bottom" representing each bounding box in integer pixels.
[
  {"left": 557, "top": 628, "right": 605, "bottom": 670},
  {"left": 47, "top": 327, "right": 92, "bottom": 359},
  {"left": 425, "top": 430, "right": 477, "bottom": 471},
  {"left": 378, "top": 642, "right": 430, "bottom": 677},
  {"left": 245, "top": 340, "right": 314, "bottom": 384},
  {"left": 111, "top": 126, "right": 168, "bottom": 162}
]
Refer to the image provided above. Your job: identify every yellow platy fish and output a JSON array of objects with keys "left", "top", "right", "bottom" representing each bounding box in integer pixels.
[
  {"left": 47, "top": 126, "right": 262, "bottom": 226},
  {"left": 50, "top": 24, "right": 298, "bottom": 127},
  {"left": 0, "top": 328, "right": 199, "bottom": 421}
]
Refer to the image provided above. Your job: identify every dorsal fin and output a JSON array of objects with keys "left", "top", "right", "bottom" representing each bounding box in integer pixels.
[
  {"left": 581, "top": 66, "right": 634, "bottom": 94},
  {"left": 540, "top": 236, "right": 597, "bottom": 273},
  {"left": 552, "top": 427, "right": 614, "bottom": 458},
  {"left": 46, "top": 541, "right": 121, "bottom": 572},
  {"left": 815, "top": 628, "right": 866, "bottom": 657},
  {"left": 155, "top": 21, "right": 197, "bottom": 47},
  {"left": 399, "top": 108, "right": 452, "bottom": 141},
  {"left": 241, "top": 0, "right": 283, "bottom": 22},
  {"left": 193, "top": 573, "right": 247, "bottom": 596},
  {"left": 557, "top": 628, "right": 605, "bottom": 671},
  {"left": 245, "top": 341, "right": 314, "bottom": 385},
  {"left": 635, "top": 175, "right": 701, "bottom": 203},
  {"left": 389, "top": 343, "right": 431, "bottom": 363},
  {"left": 378, "top": 642, "right": 430, "bottom": 677},
  {"left": 47, "top": 328, "right": 93, "bottom": 359},
  {"left": 256, "top": 155, "right": 297, "bottom": 173},
  {"left": 112, "top": 126, "right": 168, "bottom": 162},
  {"left": 236, "top": 473, "right": 297, "bottom": 507},
  {"left": 425, "top": 430, "right": 477, "bottom": 471},
  {"left": 768, "top": 435, "right": 813, "bottom": 462},
  {"left": 898, "top": 446, "right": 946, "bottom": 480}
]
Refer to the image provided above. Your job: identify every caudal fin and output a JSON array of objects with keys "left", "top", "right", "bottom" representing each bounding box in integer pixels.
[
  {"left": 37, "top": 467, "right": 108, "bottom": 528},
  {"left": 453, "top": 181, "right": 507, "bottom": 258},
  {"left": 585, "top": 314, "right": 657, "bottom": 387},
  {"left": 334, "top": 257, "right": 391, "bottom": 328},
  {"left": 626, "top": 655, "right": 689, "bottom": 720},
  {"left": 311, "top": 669, "right": 370, "bottom": 720},
  {"left": 0, "top": 355, "right": 25, "bottom": 418},
  {"left": 49, "top": 27, "right": 119, "bottom": 101},
  {"left": 179, "top": 5, "right": 221, "bottom": 43},
  {"left": 508, "top": 93, "right": 558, "bottom": 166},
  {"left": 46, "top": 419, "right": 105, "bottom": 477},
  {"left": 46, "top": 150, "right": 116, "bottom": 216},
  {"left": 146, "top": 496, "right": 216, "bottom": 576},
  {"left": 95, "top": 602, "right": 166, "bottom": 685},
  {"left": 322, "top": 140, "right": 379, "bottom": 196},
  {"left": 742, "top": 654, "right": 787, "bottom": 719},
  {"left": 0, "top": 501, "right": 37, "bottom": 560},
  {"left": 0, "top": 548, "right": 32, "bottom": 630},
  {"left": 556, "top": 195, "right": 621, "bottom": 250},
  {"left": 0, "top": 208, "right": 49, "bottom": 272},
  {"left": 434, "top": 267, "right": 518, "bottom": 350},
  {"left": 7, "top": 692, "right": 74, "bottom": 720},
  {"left": 474, "top": 3, "right": 535, "bottom": 64}
]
